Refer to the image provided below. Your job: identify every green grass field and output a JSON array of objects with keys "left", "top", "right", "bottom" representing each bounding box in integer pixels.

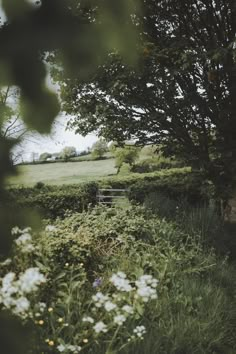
[{"left": 8, "top": 158, "right": 117, "bottom": 186}]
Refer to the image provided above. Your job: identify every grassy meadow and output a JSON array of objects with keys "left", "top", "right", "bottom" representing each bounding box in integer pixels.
[{"left": 8, "top": 158, "right": 117, "bottom": 186}]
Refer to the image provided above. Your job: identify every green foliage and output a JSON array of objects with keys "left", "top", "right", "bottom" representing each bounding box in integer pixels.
[
  {"left": 91, "top": 138, "right": 108, "bottom": 159},
  {"left": 127, "top": 175, "right": 208, "bottom": 206},
  {"left": 61, "top": 0, "right": 236, "bottom": 197},
  {"left": 100, "top": 168, "right": 210, "bottom": 206},
  {"left": 113, "top": 145, "right": 140, "bottom": 173},
  {"left": 6, "top": 182, "right": 98, "bottom": 219},
  {"left": 39, "top": 206, "right": 157, "bottom": 270},
  {"left": 131, "top": 156, "right": 186, "bottom": 173},
  {"left": 59, "top": 146, "right": 77, "bottom": 161}
]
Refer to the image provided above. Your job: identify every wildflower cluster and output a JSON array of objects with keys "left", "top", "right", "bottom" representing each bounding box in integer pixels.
[
  {"left": 57, "top": 343, "right": 82, "bottom": 353},
  {"left": 12, "top": 226, "right": 35, "bottom": 253},
  {"left": 92, "top": 292, "right": 109, "bottom": 308},
  {"left": 135, "top": 275, "right": 158, "bottom": 302},
  {"left": 133, "top": 325, "right": 146, "bottom": 338},
  {"left": 82, "top": 271, "right": 158, "bottom": 343},
  {"left": 93, "top": 321, "right": 108, "bottom": 334},
  {"left": 110, "top": 272, "right": 132, "bottom": 292},
  {"left": 0, "top": 268, "right": 46, "bottom": 318}
]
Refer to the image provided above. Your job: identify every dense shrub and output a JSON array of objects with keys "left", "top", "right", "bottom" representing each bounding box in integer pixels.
[
  {"left": 131, "top": 156, "right": 185, "bottom": 173},
  {"left": 126, "top": 170, "right": 210, "bottom": 206},
  {"left": 39, "top": 206, "right": 159, "bottom": 274},
  {"left": 6, "top": 182, "right": 98, "bottom": 219}
]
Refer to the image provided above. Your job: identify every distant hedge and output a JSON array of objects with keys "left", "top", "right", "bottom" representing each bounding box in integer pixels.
[
  {"left": 6, "top": 182, "right": 98, "bottom": 219},
  {"left": 6, "top": 168, "right": 211, "bottom": 219},
  {"left": 101, "top": 168, "right": 210, "bottom": 205}
]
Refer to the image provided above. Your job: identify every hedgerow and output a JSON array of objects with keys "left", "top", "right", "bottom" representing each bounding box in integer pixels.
[
  {"left": 6, "top": 168, "right": 212, "bottom": 219},
  {"left": 6, "top": 182, "right": 98, "bottom": 219}
]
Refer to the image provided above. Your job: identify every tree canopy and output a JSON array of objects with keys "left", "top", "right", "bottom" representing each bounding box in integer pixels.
[
  {"left": 112, "top": 144, "right": 140, "bottom": 174},
  {"left": 60, "top": 0, "right": 236, "bottom": 197},
  {"left": 59, "top": 146, "right": 77, "bottom": 160},
  {"left": 91, "top": 138, "right": 108, "bottom": 159}
]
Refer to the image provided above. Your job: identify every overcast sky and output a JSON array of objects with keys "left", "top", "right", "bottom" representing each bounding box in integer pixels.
[{"left": 19, "top": 115, "right": 97, "bottom": 162}]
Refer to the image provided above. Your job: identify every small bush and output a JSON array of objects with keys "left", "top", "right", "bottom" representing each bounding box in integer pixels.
[{"left": 34, "top": 181, "right": 45, "bottom": 189}]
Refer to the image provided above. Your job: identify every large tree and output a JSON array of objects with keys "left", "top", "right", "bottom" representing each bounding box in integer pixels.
[{"left": 59, "top": 0, "right": 236, "bottom": 199}]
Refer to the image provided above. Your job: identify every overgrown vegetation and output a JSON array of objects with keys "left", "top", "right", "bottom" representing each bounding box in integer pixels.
[{"left": 2, "top": 206, "right": 236, "bottom": 353}]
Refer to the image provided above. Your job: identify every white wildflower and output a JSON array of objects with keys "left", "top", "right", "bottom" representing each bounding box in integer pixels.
[
  {"left": 22, "top": 243, "right": 35, "bottom": 253},
  {"left": 57, "top": 344, "right": 82, "bottom": 353},
  {"left": 104, "top": 301, "right": 117, "bottom": 312},
  {"left": 19, "top": 268, "right": 46, "bottom": 293},
  {"left": 2, "top": 272, "right": 16, "bottom": 289},
  {"left": 12, "top": 227, "right": 31, "bottom": 235},
  {"left": 135, "top": 275, "right": 158, "bottom": 302},
  {"left": 14, "top": 231, "right": 35, "bottom": 253},
  {"left": 135, "top": 275, "right": 158, "bottom": 289},
  {"left": 21, "top": 227, "right": 32, "bottom": 234},
  {"left": 1, "top": 272, "right": 18, "bottom": 298},
  {"left": 38, "top": 302, "right": 46, "bottom": 312},
  {"left": 14, "top": 297, "right": 30, "bottom": 314},
  {"left": 133, "top": 325, "right": 146, "bottom": 338},
  {"left": 110, "top": 272, "right": 132, "bottom": 292},
  {"left": 82, "top": 316, "right": 94, "bottom": 324},
  {"left": 15, "top": 233, "right": 32, "bottom": 246},
  {"left": 116, "top": 271, "right": 126, "bottom": 279},
  {"left": 57, "top": 344, "right": 66, "bottom": 352},
  {"left": 45, "top": 225, "right": 57, "bottom": 232},
  {"left": 0, "top": 267, "right": 46, "bottom": 319},
  {"left": 136, "top": 286, "right": 157, "bottom": 302},
  {"left": 67, "top": 344, "right": 82, "bottom": 352},
  {"left": 93, "top": 321, "right": 108, "bottom": 334},
  {"left": 0, "top": 258, "right": 12, "bottom": 266},
  {"left": 122, "top": 304, "right": 134, "bottom": 314},
  {"left": 11, "top": 226, "right": 21, "bottom": 235},
  {"left": 114, "top": 314, "right": 126, "bottom": 326},
  {"left": 92, "top": 292, "right": 109, "bottom": 308}
]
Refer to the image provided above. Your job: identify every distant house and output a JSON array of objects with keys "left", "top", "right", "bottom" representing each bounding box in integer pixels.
[{"left": 46, "top": 156, "right": 57, "bottom": 162}]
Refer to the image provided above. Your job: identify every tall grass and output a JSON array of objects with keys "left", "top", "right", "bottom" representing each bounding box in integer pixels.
[{"left": 144, "top": 192, "right": 223, "bottom": 244}]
